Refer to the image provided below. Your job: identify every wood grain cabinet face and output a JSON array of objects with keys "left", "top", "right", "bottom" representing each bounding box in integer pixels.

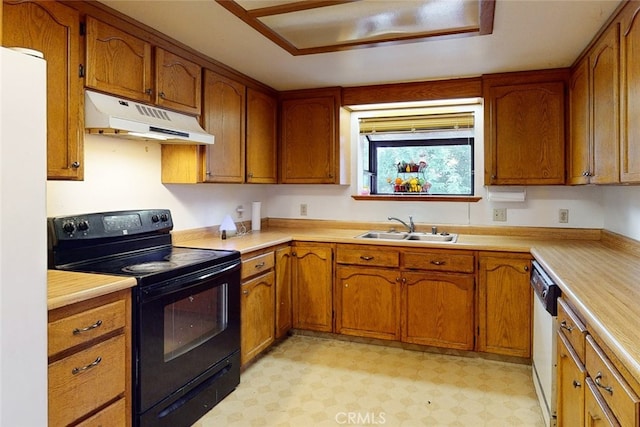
[
  {"left": 280, "top": 93, "right": 338, "bottom": 184},
  {"left": 275, "top": 246, "right": 293, "bottom": 339},
  {"left": 85, "top": 16, "right": 153, "bottom": 103},
  {"left": 477, "top": 253, "right": 532, "bottom": 358},
  {"left": 292, "top": 244, "right": 334, "bottom": 332},
  {"left": 246, "top": 88, "right": 278, "bottom": 183},
  {"left": 47, "top": 290, "right": 130, "bottom": 427},
  {"left": 557, "top": 332, "right": 587, "bottom": 427},
  {"left": 202, "top": 70, "right": 246, "bottom": 183},
  {"left": 620, "top": 5, "right": 640, "bottom": 183},
  {"left": 155, "top": 48, "right": 201, "bottom": 115},
  {"left": 484, "top": 76, "right": 566, "bottom": 185},
  {"left": 3, "top": 0, "right": 84, "bottom": 180},
  {"left": 241, "top": 271, "right": 275, "bottom": 365}
]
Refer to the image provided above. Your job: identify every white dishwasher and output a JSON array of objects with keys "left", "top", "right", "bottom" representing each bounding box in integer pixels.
[{"left": 531, "top": 260, "right": 561, "bottom": 427}]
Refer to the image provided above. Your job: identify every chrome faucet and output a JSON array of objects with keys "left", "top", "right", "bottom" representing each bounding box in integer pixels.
[{"left": 388, "top": 216, "right": 415, "bottom": 233}]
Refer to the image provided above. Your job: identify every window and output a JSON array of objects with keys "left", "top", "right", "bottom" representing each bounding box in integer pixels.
[{"left": 358, "top": 109, "right": 476, "bottom": 196}]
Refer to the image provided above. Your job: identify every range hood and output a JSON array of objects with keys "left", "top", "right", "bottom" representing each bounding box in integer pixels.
[{"left": 84, "top": 90, "right": 214, "bottom": 144}]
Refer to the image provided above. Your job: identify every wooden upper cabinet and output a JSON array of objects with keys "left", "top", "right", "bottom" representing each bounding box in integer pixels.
[
  {"left": 483, "top": 71, "right": 567, "bottom": 185},
  {"left": 589, "top": 23, "right": 620, "bottom": 184},
  {"left": 620, "top": 4, "right": 640, "bottom": 183},
  {"left": 280, "top": 88, "right": 343, "bottom": 184},
  {"left": 3, "top": 0, "right": 84, "bottom": 180},
  {"left": 202, "top": 70, "right": 246, "bottom": 183},
  {"left": 568, "top": 57, "right": 591, "bottom": 184},
  {"left": 155, "top": 48, "right": 201, "bottom": 115},
  {"left": 85, "top": 16, "right": 153, "bottom": 103},
  {"left": 246, "top": 88, "right": 277, "bottom": 183}
]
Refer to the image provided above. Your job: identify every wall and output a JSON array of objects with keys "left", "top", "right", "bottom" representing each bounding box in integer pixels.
[
  {"left": 47, "top": 135, "right": 269, "bottom": 231},
  {"left": 48, "top": 132, "right": 636, "bottom": 239}
]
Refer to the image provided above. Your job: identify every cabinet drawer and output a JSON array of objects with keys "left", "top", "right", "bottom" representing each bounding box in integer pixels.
[
  {"left": 49, "top": 334, "right": 126, "bottom": 426},
  {"left": 241, "top": 252, "right": 275, "bottom": 280},
  {"left": 585, "top": 377, "right": 621, "bottom": 426},
  {"left": 585, "top": 336, "right": 640, "bottom": 427},
  {"left": 49, "top": 299, "right": 126, "bottom": 357},
  {"left": 336, "top": 246, "right": 400, "bottom": 268},
  {"left": 75, "top": 397, "right": 126, "bottom": 427},
  {"left": 557, "top": 297, "right": 587, "bottom": 362},
  {"left": 403, "top": 250, "right": 475, "bottom": 273}
]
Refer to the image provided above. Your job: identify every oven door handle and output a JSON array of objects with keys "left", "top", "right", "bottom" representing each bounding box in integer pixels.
[{"left": 140, "top": 261, "right": 239, "bottom": 301}]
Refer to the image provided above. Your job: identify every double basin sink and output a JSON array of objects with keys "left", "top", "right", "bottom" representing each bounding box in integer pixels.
[{"left": 355, "top": 230, "right": 458, "bottom": 243}]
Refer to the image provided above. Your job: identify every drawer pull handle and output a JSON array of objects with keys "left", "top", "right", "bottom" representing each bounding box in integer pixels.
[
  {"left": 572, "top": 380, "right": 581, "bottom": 388},
  {"left": 360, "top": 256, "right": 374, "bottom": 261},
  {"left": 255, "top": 262, "right": 266, "bottom": 269},
  {"left": 560, "top": 320, "right": 574, "bottom": 332},
  {"left": 72, "top": 356, "right": 102, "bottom": 375},
  {"left": 431, "top": 260, "right": 446, "bottom": 265},
  {"left": 73, "top": 320, "right": 103, "bottom": 335},
  {"left": 594, "top": 372, "right": 614, "bottom": 395}
]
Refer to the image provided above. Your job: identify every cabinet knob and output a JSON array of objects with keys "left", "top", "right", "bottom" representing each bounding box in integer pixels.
[
  {"left": 431, "top": 260, "right": 446, "bottom": 266},
  {"left": 71, "top": 356, "right": 102, "bottom": 375},
  {"left": 243, "top": 289, "right": 249, "bottom": 295},
  {"left": 524, "top": 265, "right": 529, "bottom": 272},
  {"left": 159, "top": 92, "right": 166, "bottom": 99},
  {"left": 560, "top": 320, "right": 574, "bottom": 332},
  {"left": 360, "top": 256, "right": 374, "bottom": 261},
  {"left": 291, "top": 252, "right": 297, "bottom": 257},
  {"left": 572, "top": 380, "right": 581, "bottom": 388},
  {"left": 145, "top": 88, "right": 153, "bottom": 95},
  {"left": 594, "top": 372, "right": 613, "bottom": 395},
  {"left": 248, "top": 172, "right": 253, "bottom": 178},
  {"left": 71, "top": 161, "right": 81, "bottom": 169}
]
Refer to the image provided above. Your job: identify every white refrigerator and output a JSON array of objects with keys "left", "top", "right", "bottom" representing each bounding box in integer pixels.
[{"left": 0, "top": 46, "right": 48, "bottom": 426}]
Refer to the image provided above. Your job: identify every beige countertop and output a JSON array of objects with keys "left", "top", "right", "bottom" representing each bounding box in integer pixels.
[
  {"left": 48, "top": 224, "right": 640, "bottom": 390},
  {"left": 48, "top": 270, "right": 137, "bottom": 311}
]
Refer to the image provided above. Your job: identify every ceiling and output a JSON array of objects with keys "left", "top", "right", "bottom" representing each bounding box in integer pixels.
[{"left": 99, "top": 0, "right": 621, "bottom": 92}]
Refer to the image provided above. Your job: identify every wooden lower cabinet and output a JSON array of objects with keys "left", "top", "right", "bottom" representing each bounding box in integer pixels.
[
  {"left": 402, "top": 271, "right": 475, "bottom": 350},
  {"left": 48, "top": 290, "right": 131, "bottom": 427},
  {"left": 275, "top": 246, "right": 293, "bottom": 339},
  {"left": 335, "top": 266, "right": 400, "bottom": 340},
  {"left": 292, "top": 243, "right": 334, "bottom": 332},
  {"left": 557, "top": 332, "right": 587, "bottom": 426},
  {"left": 241, "top": 271, "right": 275, "bottom": 365},
  {"left": 477, "top": 252, "right": 532, "bottom": 358}
]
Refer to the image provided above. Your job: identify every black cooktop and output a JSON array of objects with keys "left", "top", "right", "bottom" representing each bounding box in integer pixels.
[{"left": 57, "top": 245, "right": 240, "bottom": 282}]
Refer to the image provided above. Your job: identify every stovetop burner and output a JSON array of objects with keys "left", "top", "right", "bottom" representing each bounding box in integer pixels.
[{"left": 122, "top": 261, "right": 179, "bottom": 274}]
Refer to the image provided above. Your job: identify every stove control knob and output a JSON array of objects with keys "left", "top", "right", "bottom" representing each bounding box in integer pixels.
[
  {"left": 151, "top": 214, "right": 160, "bottom": 223},
  {"left": 62, "top": 222, "right": 75, "bottom": 233},
  {"left": 160, "top": 213, "right": 169, "bottom": 222},
  {"left": 77, "top": 220, "right": 89, "bottom": 231}
]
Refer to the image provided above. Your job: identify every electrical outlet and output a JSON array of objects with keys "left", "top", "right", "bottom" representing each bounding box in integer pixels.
[
  {"left": 236, "top": 205, "right": 244, "bottom": 219},
  {"left": 493, "top": 208, "right": 507, "bottom": 222},
  {"left": 559, "top": 209, "right": 569, "bottom": 223},
  {"left": 300, "top": 203, "right": 308, "bottom": 216}
]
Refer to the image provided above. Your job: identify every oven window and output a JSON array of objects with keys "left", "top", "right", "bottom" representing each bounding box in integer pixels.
[{"left": 164, "top": 283, "right": 228, "bottom": 362}]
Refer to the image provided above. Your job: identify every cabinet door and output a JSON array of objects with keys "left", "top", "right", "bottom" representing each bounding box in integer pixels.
[
  {"left": 557, "top": 332, "right": 586, "bottom": 427},
  {"left": 402, "top": 271, "right": 474, "bottom": 350},
  {"left": 241, "top": 272, "right": 275, "bottom": 365},
  {"left": 477, "top": 253, "right": 532, "bottom": 357},
  {"left": 590, "top": 23, "right": 620, "bottom": 184},
  {"left": 280, "top": 95, "right": 337, "bottom": 183},
  {"left": 85, "top": 16, "right": 152, "bottom": 103},
  {"left": 484, "top": 80, "right": 565, "bottom": 185},
  {"left": 620, "top": 5, "right": 640, "bottom": 183},
  {"left": 335, "top": 266, "right": 400, "bottom": 340},
  {"left": 3, "top": 0, "right": 83, "bottom": 180},
  {"left": 246, "top": 88, "right": 277, "bottom": 183},
  {"left": 202, "top": 70, "right": 245, "bottom": 182},
  {"left": 292, "top": 244, "right": 333, "bottom": 332},
  {"left": 568, "top": 57, "right": 591, "bottom": 184},
  {"left": 275, "top": 246, "right": 293, "bottom": 339},
  {"left": 155, "top": 48, "right": 201, "bottom": 115},
  {"left": 585, "top": 378, "right": 621, "bottom": 426}
]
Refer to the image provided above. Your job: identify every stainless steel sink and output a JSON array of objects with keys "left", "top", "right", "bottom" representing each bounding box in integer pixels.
[
  {"left": 357, "top": 231, "right": 409, "bottom": 240},
  {"left": 355, "top": 231, "right": 458, "bottom": 243}
]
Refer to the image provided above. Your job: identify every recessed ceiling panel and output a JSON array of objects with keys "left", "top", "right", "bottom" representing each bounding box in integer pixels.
[{"left": 219, "top": 0, "right": 493, "bottom": 55}]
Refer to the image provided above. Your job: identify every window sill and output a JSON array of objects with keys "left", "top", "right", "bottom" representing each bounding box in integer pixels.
[{"left": 352, "top": 195, "right": 482, "bottom": 202}]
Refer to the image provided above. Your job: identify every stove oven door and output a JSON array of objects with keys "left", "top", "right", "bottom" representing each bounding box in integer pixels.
[{"left": 134, "top": 260, "right": 240, "bottom": 417}]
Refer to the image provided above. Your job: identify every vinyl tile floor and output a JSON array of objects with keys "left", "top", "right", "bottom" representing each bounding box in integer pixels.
[{"left": 194, "top": 334, "right": 544, "bottom": 427}]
